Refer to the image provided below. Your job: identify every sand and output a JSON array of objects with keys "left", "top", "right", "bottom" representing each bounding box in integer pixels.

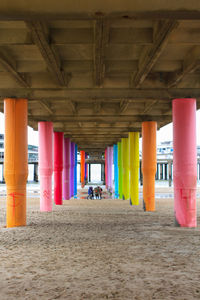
[{"left": 0, "top": 187, "right": 200, "bottom": 300}]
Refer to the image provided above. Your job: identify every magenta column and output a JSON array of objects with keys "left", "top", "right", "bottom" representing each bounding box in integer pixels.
[
  {"left": 54, "top": 132, "right": 64, "bottom": 205},
  {"left": 38, "top": 122, "right": 53, "bottom": 211},
  {"left": 63, "top": 138, "right": 71, "bottom": 200},
  {"left": 173, "top": 98, "right": 197, "bottom": 227},
  {"left": 70, "top": 142, "right": 75, "bottom": 198}
]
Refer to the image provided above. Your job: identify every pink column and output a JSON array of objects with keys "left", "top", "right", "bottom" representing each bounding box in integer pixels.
[
  {"left": 54, "top": 132, "right": 64, "bottom": 205},
  {"left": 63, "top": 138, "right": 71, "bottom": 200},
  {"left": 173, "top": 98, "right": 197, "bottom": 227},
  {"left": 38, "top": 122, "right": 53, "bottom": 211},
  {"left": 107, "top": 147, "right": 110, "bottom": 190}
]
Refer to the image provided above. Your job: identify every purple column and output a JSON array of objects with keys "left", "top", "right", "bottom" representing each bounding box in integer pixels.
[
  {"left": 109, "top": 146, "right": 113, "bottom": 193},
  {"left": 63, "top": 138, "right": 71, "bottom": 200},
  {"left": 70, "top": 142, "right": 75, "bottom": 197}
]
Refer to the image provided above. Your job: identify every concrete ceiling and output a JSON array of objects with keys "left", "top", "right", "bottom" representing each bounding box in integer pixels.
[{"left": 0, "top": 2, "right": 200, "bottom": 153}]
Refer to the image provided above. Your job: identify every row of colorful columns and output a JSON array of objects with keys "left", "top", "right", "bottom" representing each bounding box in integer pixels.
[
  {"left": 4, "top": 99, "right": 78, "bottom": 227},
  {"left": 3, "top": 98, "right": 197, "bottom": 228},
  {"left": 104, "top": 98, "right": 197, "bottom": 227},
  {"left": 39, "top": 123, "right": 78, "bottom": 212}
]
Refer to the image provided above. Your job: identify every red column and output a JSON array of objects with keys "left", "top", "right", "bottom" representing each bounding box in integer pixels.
[
  {"left": 54, "top": 132, "right": 64, "bottom": 205},
  {"left": 173, "top": 98, "right": 197, "bottom": 227}
]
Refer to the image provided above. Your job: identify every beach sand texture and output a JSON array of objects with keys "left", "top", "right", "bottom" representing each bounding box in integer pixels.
[{"left": 0, "top": 187, "right": 200, "bottom": 300}]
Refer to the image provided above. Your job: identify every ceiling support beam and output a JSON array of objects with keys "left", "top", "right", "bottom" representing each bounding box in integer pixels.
[
  {"left": 68, "top": 100, "right": 77, "bottom": 114},
  {"left": 39, "top": 99, "right": 54, "bottom": 115},
  {"left": 0, "top": 49, "right": 29, "bottom": 87},
  {"left": 167, "top": 46, "right": 200, "bottom": 87},
  {"left": 119, "top": 99, "right": 130, "bottom": 114},
  {"left": 93, "top": 100, "right": 101, "bottom": 114},
  {"left": 131, "top": 20, "right": 178, "bottom": 87},
  {"left": 29, "top": 114, "right": 171, "bottom": 123},
  {"left": 143, "top": 100, "right": 158, "bottom": 114},
  {"left": 94, "top": 19, "right": 109, "bottom": 87},
  {"left": 25, "top": 21, "right": 70, "bottom": 86},
  {"left": 1, "top": 88, "right": 200, "bottom": 101}
]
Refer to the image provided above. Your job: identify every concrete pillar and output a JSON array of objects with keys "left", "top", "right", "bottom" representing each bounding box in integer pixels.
[
  {"left": 155, "top": 163, "right": 159, "bottom": 180},
  {"left": 142, "top": 121, "right": 157, "bottom": 211},
  {"left": 165, "top": 163, "right": 168, "bottom": 180},
  {"left": 173, "top": 98, "right": 197, "bottom": 227},
  {"left": 160, "top": 163, "right": 163, "bottom": 180},
  {"left": 74, "top": 144, "right": 78, "bottom": 198},
  {"left": 129, "top": 132, "right": 139, "bottom": 205},
  {"left": 113, "top": 144, "right": 119, "bottom": 198},
  {"left": 117, "top": 141, "right": 123, "bottom": 199},
  {"left": 54, "top": 132, "right": 64, "bottom": 205},
  {"left": 122, "top": 138, "right": 130, "bottom": 200},
  {"left": 80, "top": 150, "right": 85, "bottom": 188},
  {"left": 38, "top": 122, "right": 53, "bottom": 211},
  {"left": 139, "top": 161, "right": 143, "bottom": 186},
  {"left": 63, "top": 138, "right": 71, "bottom": 200},
  {"left": 70, "top": 142, "right": 75, "bottom": 197},
  {"left": 105, "top": 149, "right": 108, "bottom": 188},
  {"left": 4, "top": 98, "right": 28, "bottom": 227},
  {"left": 89, "top": 163, "right": 91, "bottom": 182},
  {"left": 34, "top": 164, "right": 38, "bottom": 182},
  {"left": 101, "top": 163, "right": 105, "bottom": 183},
  {"left": 168, "top": 161, "right": 172, "bottom": 187}
]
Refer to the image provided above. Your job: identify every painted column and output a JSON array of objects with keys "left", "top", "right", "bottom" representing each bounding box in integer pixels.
[
  {"left": 70, "top": 142, "right": 75, "bottom": 198},
  {"left": 105, "top": 148, "right": 108, "bottom": 189},
  {"left": 142, "top": 121, "right": 157, "bottom": 211},
  {"left": 107, "top": 146, "right": 113, "bottom": 193},
  {"left": 85, "top": 153, "right": 88, "bottom": 184},
  {"left": 74, "top": 144, "right": 78, "bottom": 198},
  {"left": 54, "top": 132, "right": 64, "bottom": 205},
  {"left": 122, "top": 138, "right": 130, "bottom": 200},
  {"left": 129, "top": 132, "right": 139, "bottom": 205},
  {"left": 80, "top": 150, "right": 85, "bottom": 188},
  {"left": 4, "top": 98, "right": 28, "bottom": 227},
  {"left": 117, "top": 141, "right": 123, "bottom": 199},
  {"left": 38, "top": 122, "right": 53, "bottom": 211},
  {"left": 113, "top": 144, "right": 119, "bottom": 198},
  {"left": 63, "top": 138, "right": 71, "bottom": 200},
  {"left": 173, "top": 98, "right": 197, "bottom": 227}
]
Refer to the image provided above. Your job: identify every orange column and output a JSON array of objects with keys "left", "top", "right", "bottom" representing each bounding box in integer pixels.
[
  {"left": 142, "top": 121, "right": 157, "bottom": 211},
  {"left": 4, "top": 98, "right": 28, "bottom": 227},
  {"left": 80, "top": 150, "right": 85, "bottom": 188}
]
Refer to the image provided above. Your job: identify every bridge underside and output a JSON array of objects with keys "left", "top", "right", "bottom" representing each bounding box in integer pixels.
[{"left": 0, "top": 2, "right": 200, "bottom": 153}]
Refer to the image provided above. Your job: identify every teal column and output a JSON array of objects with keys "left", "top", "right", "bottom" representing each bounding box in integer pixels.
[{"left": 113, "top": 144, "right": 119, "bottom": 198}]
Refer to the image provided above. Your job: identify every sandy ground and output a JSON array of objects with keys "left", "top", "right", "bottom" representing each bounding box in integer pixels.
[{"left": 0, "top": 187, "right": 200, "bottom": 300}]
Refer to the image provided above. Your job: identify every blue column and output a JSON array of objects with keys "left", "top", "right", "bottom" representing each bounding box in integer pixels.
[
  {"left": 74, "top": 144, "right": 78, "bottom": 198},
  {"left": 113, "top": 144, "right": 119, "bottom": 198}
]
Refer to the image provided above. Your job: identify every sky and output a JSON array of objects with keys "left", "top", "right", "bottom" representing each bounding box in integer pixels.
[{"left": 0, "top": 110, "right": 200, "bottom": 147}]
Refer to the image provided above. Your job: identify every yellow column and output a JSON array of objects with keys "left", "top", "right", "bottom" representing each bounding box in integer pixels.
[
  {"left": 4, "top": 98, "right": 28, "bottom": 227},
  {"left": 129, "top": 132, "right": 139, "bottom": 205},
  {"left": 122, "top": 138, "right": 130, "bottom": 200}
]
